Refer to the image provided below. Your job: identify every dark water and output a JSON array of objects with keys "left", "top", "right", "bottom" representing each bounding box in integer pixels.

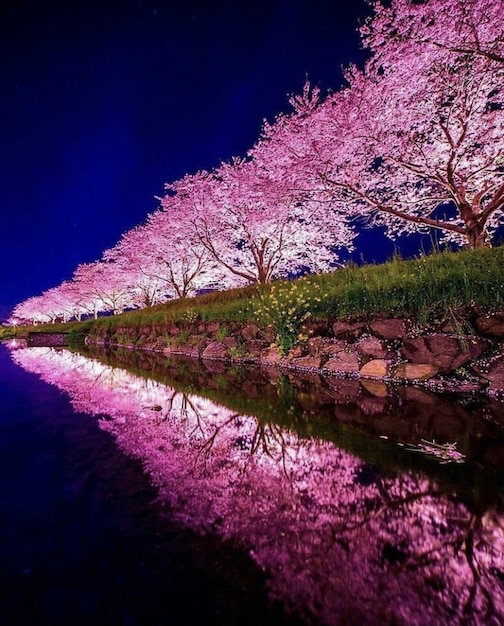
[
  {"left": 0, "top": 344, "right": 299, "bottom": 626},
  {"left": 2, "top": 342, "right": 504, "bottom": 625}
]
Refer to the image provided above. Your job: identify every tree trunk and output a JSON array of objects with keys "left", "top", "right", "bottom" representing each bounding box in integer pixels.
[
  {"left": 466, "top": 222, "right": 490, "bottom": 248},
  {"left": 460, "top": 203, "right": 490, "bottom": 248}
]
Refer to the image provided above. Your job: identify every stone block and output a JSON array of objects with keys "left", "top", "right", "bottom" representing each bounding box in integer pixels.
[
  {"left": 285, "top": 343, "right": 309, "bottom": 361},
  {"left": 402, "top": 334, "right": 489, "bottom": 372},
  {"left": 241, "top": 323, "right": 260, "bottom": 341},
  {"left": 355, "top": 336, "right": 389, "bottom": 359},
  {"left": 324, "top": 351, "right": 360, "bottom": 374},
  {"left": 244, "top": 339, "right": 269, "bottom": 356},
  {"left": 202, "top": 341, "right": 230, "bottom": 361},
  {"left": 223, "top": 336, "right": 238, "bottom": 349},
  {"left": 306, "top": 337, "right": 331, "bottom": 356},
  {"left": 261, "top": 346, "right": 283, "bottom": 364},
  {"left": 359, "top": 359, "right": 390, "bottom": 379},
  {"left": 475, "top": 313, "right": 504, "bottom": 338},
  {"left": 332, "top": 320, "right": 367, "bottom": 340},
  {"left": 393, "top": 363, "right": 439, "bottom": 381},
  {"left": 310, "top": 338, "right": 348, "bottom": 357},
  {"left": 369, "top": 318, "right": 406, "bottom": 339},
  {"left": 290, "top": 355, "right": 323, "bottom": 370}
]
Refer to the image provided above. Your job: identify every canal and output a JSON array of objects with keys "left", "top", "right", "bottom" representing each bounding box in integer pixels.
[{"left": 1, "top": 342, "right": 504, "bottom": 625}]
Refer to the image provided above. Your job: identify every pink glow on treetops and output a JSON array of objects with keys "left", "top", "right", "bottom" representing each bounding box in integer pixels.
[{"left": 10, "top": 0, "right": 504, "bottom": 324}]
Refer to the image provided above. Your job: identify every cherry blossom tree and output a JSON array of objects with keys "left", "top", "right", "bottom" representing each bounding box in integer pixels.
[
  {"left": 72, "top": 260, "right": 134, "bottom": 316},
  {"left": 249, "top": 83, "right": 354, "bottom": 242},
  {"left": 138, "top": 208, "right": 229, "bottom": 297},
  {"left": 163, "top": 171, "right": 244, "bottom": 285},
  {"left": 47, "top": 280, "right": 89, "bottom": 322},
  {"left": 35, "top": 288, "right": 64, "bottom": 323},
  {"left": 10, "top": 283, "right": 81, "bottom": 325},
  {"left": 351, "top": 0, "right": 504, "bottom": 247},
  {"left": 361, "top": 0, "right": 504, "bottom": 70},
  {"left": 61, "top": 281, "right": 87, "bottom": 321},
  {"left": 334, "top": 54, "right": 503, "bottom": 247},
  {"left": 166, "top": 159, "right": 352, "bottom": 285},
  {"left": 102, "top": 226, "right": 168, "bottom": 308},
  {"left": 10, "top": 296, "right": 51, "bottom": 325},
  {"left": 254, "top": 0, "right": 504, "bottom": 248}
]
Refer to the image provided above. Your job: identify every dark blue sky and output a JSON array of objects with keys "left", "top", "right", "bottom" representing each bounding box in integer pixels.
[{"left": 0, "top": 0, "right": 371, "bottom": 320}]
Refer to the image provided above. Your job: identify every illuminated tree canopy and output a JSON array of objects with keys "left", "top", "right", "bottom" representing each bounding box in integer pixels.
[{"left": 10, "top": 0, "right": 504, "bottom": 323}]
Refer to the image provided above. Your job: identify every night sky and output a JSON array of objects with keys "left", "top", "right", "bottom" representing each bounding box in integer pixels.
[{"left": 0, "top": 0, "right": 371, "bottom": 321}]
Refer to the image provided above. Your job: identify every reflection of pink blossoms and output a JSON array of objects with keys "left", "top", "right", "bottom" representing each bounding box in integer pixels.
[
  {"left": 403, "top": 439, "right": 466, "bottom": 464},
  {"left": 11, "top": 347, "right": 504, "bottom": 626}
]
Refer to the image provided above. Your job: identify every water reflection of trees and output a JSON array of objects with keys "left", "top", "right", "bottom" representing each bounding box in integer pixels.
[
  {"left": 11, "top": 347, "right": 504, "bottom": 626},
  {"left": 83, "top": 344, "right": 504, "bottom": 474}
]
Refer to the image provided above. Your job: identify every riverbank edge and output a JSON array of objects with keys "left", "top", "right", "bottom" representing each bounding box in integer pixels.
[{"left": 82, "top": 310, "right": 504, "bottom": 400}]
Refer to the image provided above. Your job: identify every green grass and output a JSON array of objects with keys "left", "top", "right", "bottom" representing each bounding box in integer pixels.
[
  {"left": 309, "top": 245, "right": 504, "bottom": 319},
  {"left": 61, "top": 245, "right": 504, "bottom": 344}
]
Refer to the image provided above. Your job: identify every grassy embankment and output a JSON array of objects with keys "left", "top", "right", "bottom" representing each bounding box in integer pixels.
[{"left": 8, "top": 245, "right": 504, "bottom": 346}]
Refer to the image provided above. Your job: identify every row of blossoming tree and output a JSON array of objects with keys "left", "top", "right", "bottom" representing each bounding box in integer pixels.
[{"left": 11, "top": 0, "right": 504, "bottom": 324}]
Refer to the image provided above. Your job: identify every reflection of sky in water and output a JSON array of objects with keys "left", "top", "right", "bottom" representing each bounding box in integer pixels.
[{"left": 11, "top": 347, "right": 504, "bottom": 626}]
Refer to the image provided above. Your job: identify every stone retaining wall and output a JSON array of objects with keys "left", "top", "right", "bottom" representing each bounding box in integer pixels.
[{"left": 85, "top": 312, "right": 504, "bottom": 398}]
